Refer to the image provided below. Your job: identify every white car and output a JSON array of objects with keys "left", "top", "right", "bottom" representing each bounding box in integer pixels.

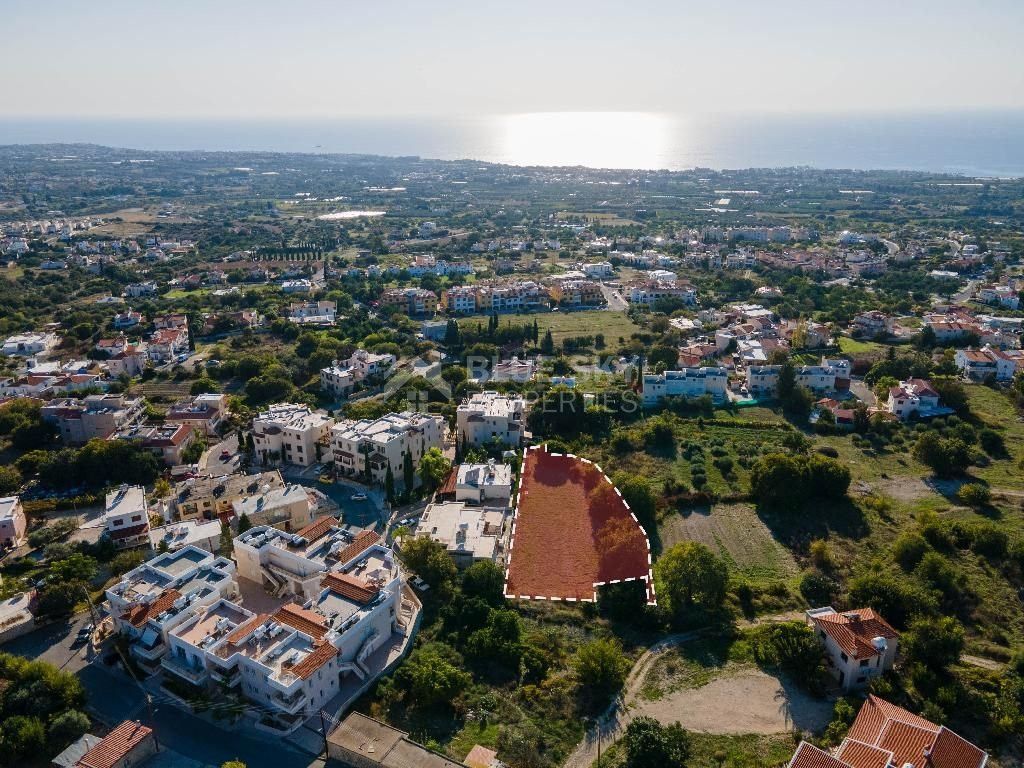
[{"left": 350, "top": 493, "right": 367, "bottom": 502}]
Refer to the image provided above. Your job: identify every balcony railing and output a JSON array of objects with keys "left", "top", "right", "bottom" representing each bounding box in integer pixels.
[
  {"left": 161, "top": 654, "right": 208, "bottom": 685},
  {"left": 270, "top": 691, "right": 307, "bottom": 715}
]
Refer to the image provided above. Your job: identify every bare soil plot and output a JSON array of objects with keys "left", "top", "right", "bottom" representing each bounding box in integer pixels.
[{"left": 505, "top": 446, "right": 653, "bottom": 602}]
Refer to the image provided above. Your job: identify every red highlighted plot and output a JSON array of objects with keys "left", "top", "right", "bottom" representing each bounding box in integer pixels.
[{"left": 505, "top": 445, "right": 655, "bottom": 604}]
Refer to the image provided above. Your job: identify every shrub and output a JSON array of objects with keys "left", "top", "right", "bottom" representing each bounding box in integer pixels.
[
  {"left": 799, "top": 570, "right": 838, "bottom": 605},
  {"left": 892, "top": 532, "right": 929, "bottom": 570},
  {"left": 956, "top": 483, "right": 990, "bottom": 508}
]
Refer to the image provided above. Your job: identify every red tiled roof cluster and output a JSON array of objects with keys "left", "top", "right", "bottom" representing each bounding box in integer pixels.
[
  {"left": 289, "top": 641, "right": 337, "bottom": 680},
  {"left": 296, "top": 515, "right": 337, "bottom": 542},
  {"left": 321, "top": 571, "right": 379, "bottom": 604},
  {"left": 334, "top": 529, "right": 379, "bottom": 564},
  {"left": 274, "top": 603, "right": 328, "bottom": 640},
  {"left": 122, "top": 588, "right": 181, "bottom": 628}
]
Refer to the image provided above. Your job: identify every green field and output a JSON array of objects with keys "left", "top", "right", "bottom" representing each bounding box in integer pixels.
[{"left": 458, "top": 309, "right": 643, "bottom": 346}]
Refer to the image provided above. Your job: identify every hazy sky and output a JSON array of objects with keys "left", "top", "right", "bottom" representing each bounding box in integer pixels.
[{"left": 4, "top": 0, "right": 1023, "bottom": 119}]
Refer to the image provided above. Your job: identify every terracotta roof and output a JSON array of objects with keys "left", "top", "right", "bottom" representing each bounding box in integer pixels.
[
  {"left": 847, "top": 695, "right": 935, "bottom": 744},
  {"left": 289, "top": 640, "right": 337, "bottom": 680},
  {"left": 811, "top": 608, "right": 899, "bottom": 659},
  {"left": 296, "top": 515, "right": 337, "bottom": 542},
  {"left": 274, "top": 603, "right": 327, "bottom": 640},
  {"left": 224, "top": 612, "right": 270, "bottom": 645},
  {"left": 321, "top": 571, "right": 379, "bottom": 604},
  {"left": 78, "top": 720, "right": 152, "bottom": 768},
  {"left": 929, "top": 726, "right": 987, "bottom": 768},
  {"left": 122, "top": 588, "right": 181, "bottom": 628},
  {"left": 334, "top": 529, "right": 379, "bottom": 565},
  {"left": 876, "top": 719, "right": 936, "bottom": 768},
  {"left": 438, "top": 466, "right": 458, "bottom": 496},
  {"left": 788, "top": 742, "right": 849, "bottom": 768},
  {"left": 834, "top": 739, "right": 893, "bottom": 768}
]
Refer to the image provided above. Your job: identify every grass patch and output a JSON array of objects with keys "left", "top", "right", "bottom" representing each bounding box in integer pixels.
[
  {"left": 640, "top": 632, "right": 753, "bottom": 701},
  {"left": 595, "top": 727, "right": 798, "bottom": 768}
]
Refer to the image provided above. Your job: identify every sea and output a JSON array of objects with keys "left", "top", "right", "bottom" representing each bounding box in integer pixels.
[{"left": 1, "top": 111, "right": 1023, "bottom": 177}]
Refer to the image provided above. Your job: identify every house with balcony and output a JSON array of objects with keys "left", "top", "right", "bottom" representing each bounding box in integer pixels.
[
  {"left": 287, "top": 300, "right": 337, "bottom": 326},
  {"left": 165, "top": 393, "right": 228, "bottom": 436},
  {"left": 320, "top": 349, "right": 396, "bottom": 399},
  {"left": 330, "top": 411, "right": 445, "bottom": 490},
  {"left": 42, "top": 393, "right": 146, "bottom": 444},
  {"left": 955, "top": 345, "right": 1018, "bottom": 382},
  {"left": 885, "top": 378, "right": 952, "bottom": 421},
  {"left": 251, "top": 403, "right": 333, "bottom": 467},
  {"left": 642, "top": 367, "right": 729, "bottom": 406},
  {"left": 171, "top": 470, "right": 285, "bottom": 522},
  {"left": 231, "top": 483, "right": 314, "bottom": 532},
  {"left": 105, "top": 546, "right": 238, "bottom": 673},
  {"left": 103, "top": 485, "right": 152, "bottom": 549},
  {"left": 456, "top": 392, "right": 525, "bottom": 448}
]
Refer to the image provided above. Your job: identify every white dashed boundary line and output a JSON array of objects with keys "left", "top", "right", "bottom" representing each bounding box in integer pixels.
[{"left": 504, "top": 444, "right": 656, "bottom": 605}]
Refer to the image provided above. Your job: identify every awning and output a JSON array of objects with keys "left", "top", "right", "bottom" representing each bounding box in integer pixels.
[{"left": 140, "top": 627, "right": 159, "bottom": 648}]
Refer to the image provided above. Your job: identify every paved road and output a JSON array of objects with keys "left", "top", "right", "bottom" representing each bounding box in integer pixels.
[
  {"left": 599, "top": 282, "right": 628, "bottom": 311},
  {"left": 7, "top": 614, "right": 324, "bottom": 767},
  {"left": 200, "top": 432, "right": 240, "bottom": 475}
]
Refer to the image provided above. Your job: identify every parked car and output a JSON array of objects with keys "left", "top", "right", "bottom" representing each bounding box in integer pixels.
[{"left": 350, "top": 493, "right": 367, "bottom": 502}]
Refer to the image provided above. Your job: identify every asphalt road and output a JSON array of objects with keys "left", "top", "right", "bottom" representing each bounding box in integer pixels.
[
  {"left": 599, "top": 282, "right": 629, "bottom": 311},
  {"left": 6, "top": 614, "right": 323, "bottom": 768}
]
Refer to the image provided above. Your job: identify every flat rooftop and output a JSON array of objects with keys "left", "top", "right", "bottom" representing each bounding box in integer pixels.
[{"left": 174, "top": 600, "right": 252, "bottom": 649}]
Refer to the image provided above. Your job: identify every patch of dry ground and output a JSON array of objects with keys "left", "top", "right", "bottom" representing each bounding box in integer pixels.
[{"left": 634, "top": 666, "right": 833, "bottom": 735}]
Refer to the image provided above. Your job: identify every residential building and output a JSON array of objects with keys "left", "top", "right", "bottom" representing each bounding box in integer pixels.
[
  {"left": 232, "top": 483, "right": 315, "bottom": 531},
  {"left": 281, "top": 279, "right": 313, "bottom": 294},
  {"left": 113, "top": 309, "right": 143, "bottom": 329},
  {"left": 547, "top": 278, "right": 604, "bottom": 307},
  {"left": 70, "top": 720, "right": 157, "bottom": 768},
  {"left": 320, "top": 349, "right": 396, "bottom": 398},
  {"left": 331, "top": 411, "right": 445, "bottom": 490},
  {"left": 165, "top": 393, "right": 228, "bottom": 436},
  {"left": 456, "top": 392, "right": 526, "bottom": 447},
  {"left": 172, "top": 470, "right": 286, "bottom": 522},
  {"left": 146, "top": 327, "right": 190, "bottom": 363},
  {"left": 442, "top": 285, "right": 478, "bottom": 314},
  {"left": 327, "top": 712, "right": 469, "bottom": 768},
  {"left": 454, "top": 461, "right": 513, "bottom": 506},
  {"left": 148, "top": 519, "right": 223, "bottom": 553},
  {"left": 582, "top": 261, "right": 613, "bottom": 278},
  {"left": 379, "top": 287, "right": 438, "bottom": 316},
  {"left": 642, "top": 367, "right": 729, "bottom": 405},
  {"left": 474, "top": 357, "right": 535, "bottom": 384},
  {"left": 743, "top": 364, "right": 838, "bottom": 397},
  {"left": 977, "top": 284, "right": 1019, "bottom": 310},
  {"left": 95, "top": 334, "right": 131, "bottom": 357},
  {"left": 112, "top": 422, "right": 198, "bottom": 466},
  {"left": 0, "top": 496, "right": 27, "bottom": 548},
  {"left": 124, "top": 281, "right": 159, "bottom": 298},
  {"left": 106, "top": 345, "right": 148, "bottom": 378},
  {"left": 926, "top": 318, "right": 982, "bottom": 344},
  {"left": 421, "top": 320, "right": 448, "bottom": 341},
  {"left": 42, "top": 393, "right": 146, "bottom": 444},
  {"left": 251, "top": 404, "right": 334, "bottom": 467},
  {"left": 886, "top": 378, "right": 950, "bottom": 421},
  {"left": 417, "top": 501, "right": 508, "bottom": 567},
  {"left": 955, "top": 345, "right": 1018, "bottom": 381},
  {"left": 625, "top": 280, "right": 696, "bottom": 307},
  {"left": 787, "top": 695, "right": 987, "bottom": 768},
  {"left": 287, "top": 300, "right": 337, "bottom": 326},
  {"left": 851, "top": 310, "right": 891, "bottom": 337},
  {"left": 473, "top": 281, "right": 547, "bottom": 313},
  {"left": 2, "top": 332, "right": 61, "bottom": 357},
  {"left": 106, "top": 546, "right": 238, "bottom": 672},
  {"left": 806, "top": 607, "right": 899, "bottom": 690},
  {"left": 103, "top": 485, "right": 151, "bottom": 549}
]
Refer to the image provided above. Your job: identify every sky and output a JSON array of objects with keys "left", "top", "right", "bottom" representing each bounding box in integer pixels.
[{"left": 3, "top": 0, "right": 1023, "bottom": 119}]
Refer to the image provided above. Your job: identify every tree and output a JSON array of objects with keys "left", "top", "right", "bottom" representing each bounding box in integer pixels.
[
  {"left": 222, "top": 762, "right": 247, "bottom": 768},
  {"left": 540, "top": 329, "right": 555, "bottom": 355},
  {"left": 0, "top": 715, "right": 46, "bottom": 764},
  {"left": 623, "top": 717, "right": 690, "bottom": 768},
  {"left": 400, "top": 643, "right": 471, "bottom": 708},
  {"left": 654, "top": 542, "right": 729, "bottom": 616},
  {"left": 847, "top": 571, "right": 937, "bottom": 629},
  {"left": 402, "top": 450, "right": 414, "bottom": 493},
  {"left": 46, "top": 709, "right": 90, "bottom": 754},
  {"left": 466, "top": 609, "right": 523, "bottom": 664},
  {"left": 385, "top": 466, "right": 395, "bottom": 502},
  {"left": 613, "top": 473, "right": 657, "bottom": 530},
  {"left": 903, "top": 616, "right": 965, "bottom": 670},
  {"left": 48, "top": 554, "right": 98, "bottom": 584},
  {"left": 0, "top": 465, "right": 20, "bottom": 495},
  {"left": 749, "top": 453, "right": 807, "bottom": 506},
  {"left": 418, "top": 447, "right": 451, "bottom": 493},
  {"left": 237, "top": 513, "right": 253, "bottom": 534},
  {"left": 398, "top": 536, "right": 456, "bottom": 589},
  {"left": 777, "top": 360, "right": 796, "bottom": 399},
  {"left": 462, "top": 560, "right": 505, "bottom": 606},
  {"left": 913, "top": 432, "right": 971, "bottom": 478},
  {"left": 573, "top": 637, "right": 629, "bottom": 695},
  {"left": 36, "top": 581, "right": 85, "bottom": 618}
]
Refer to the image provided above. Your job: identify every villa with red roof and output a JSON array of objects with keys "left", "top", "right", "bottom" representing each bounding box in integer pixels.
[
  {"left": 806, "top": 606, "right": 899, "bottom": 690},
  {"left": 788, "top": 695, "right": 987, "bottom": 768}
]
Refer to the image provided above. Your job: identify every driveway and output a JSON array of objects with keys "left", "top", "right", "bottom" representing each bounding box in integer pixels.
[{"left": 200, "top": 433, "right": 239, "bottom": 475}]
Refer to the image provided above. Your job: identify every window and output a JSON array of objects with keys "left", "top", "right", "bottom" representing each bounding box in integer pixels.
[
  {"left": 113, "top": 519, "right": 124, "bottom": 526},
  {"left": 131, "top": 515, "right": 142, "bottom": 522},
  {"left": 840, "top": 652, "right": 848, "bottom": 663},
  {"left": 859, "top": 659, "right": 869, "bottom": 668}
]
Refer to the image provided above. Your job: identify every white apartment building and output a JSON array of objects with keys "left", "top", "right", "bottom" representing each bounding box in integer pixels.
[
  {"left": 417, "top": 501, "right": 508, "bottom": 567},
  {"left": 252, "top": 404, "right": 334, "bottom": 467},
  {"left": 443, "top": 286, "right": 478, "bottom": 314},
  {"left": 288, "top": 301, "right": 337, "bottom": 326},
  {"left": 148, "top": 519, "right": 223, "bottom": 553},
  {"left": 320, "top": 349, "right": 396, "bottom": 399},
  {"left": 454, "top": 461, "right": 513, "bottom": 506},
  {"left": 582, "top": 262, "right": 613, "bottom": 278},
  {"left": 41, "top": 393, "right": 146, "bottom": 444},
  {"left": 331, "top": 411, "right": 445, "bottom": 490},
  {"left": 642, "top": 367, "right": 729, "bottom": 406},
  {"left": 105, "top": 546, "right": 238, "bottom": 673},
  {"left": 124, "top": 281, "right": 158, "bottom": 298},
  {"left": 955, "top": 346, "right": 1018, "bottom": 382},
  {"left": 626, "top": 280, "right": 697, "bottom": 307},
  {"left": 2, "top": 332, "right": 61, "bottom": 357},
  {"left": 471, "top": 357, "right": 535, "bottom": 384},
  {"left": 456, "top": 392, "right": 526, "bottom": 447},
  {"left": 806, "top": 607, "right": 899, "bottom": 691},
  {"left": 0, "top": 496, "right": 27, "bottom": 549},
  {"left": 103, "top": 485, "right": 151, "bottom": 549},
  {"left": 743, "top": 364, "right": 838, "bottom": 397}
]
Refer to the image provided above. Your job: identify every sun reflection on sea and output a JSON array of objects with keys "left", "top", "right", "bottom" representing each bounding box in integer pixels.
[{"left": 496, "top": 112, "right": 672, "bottom": 170}]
